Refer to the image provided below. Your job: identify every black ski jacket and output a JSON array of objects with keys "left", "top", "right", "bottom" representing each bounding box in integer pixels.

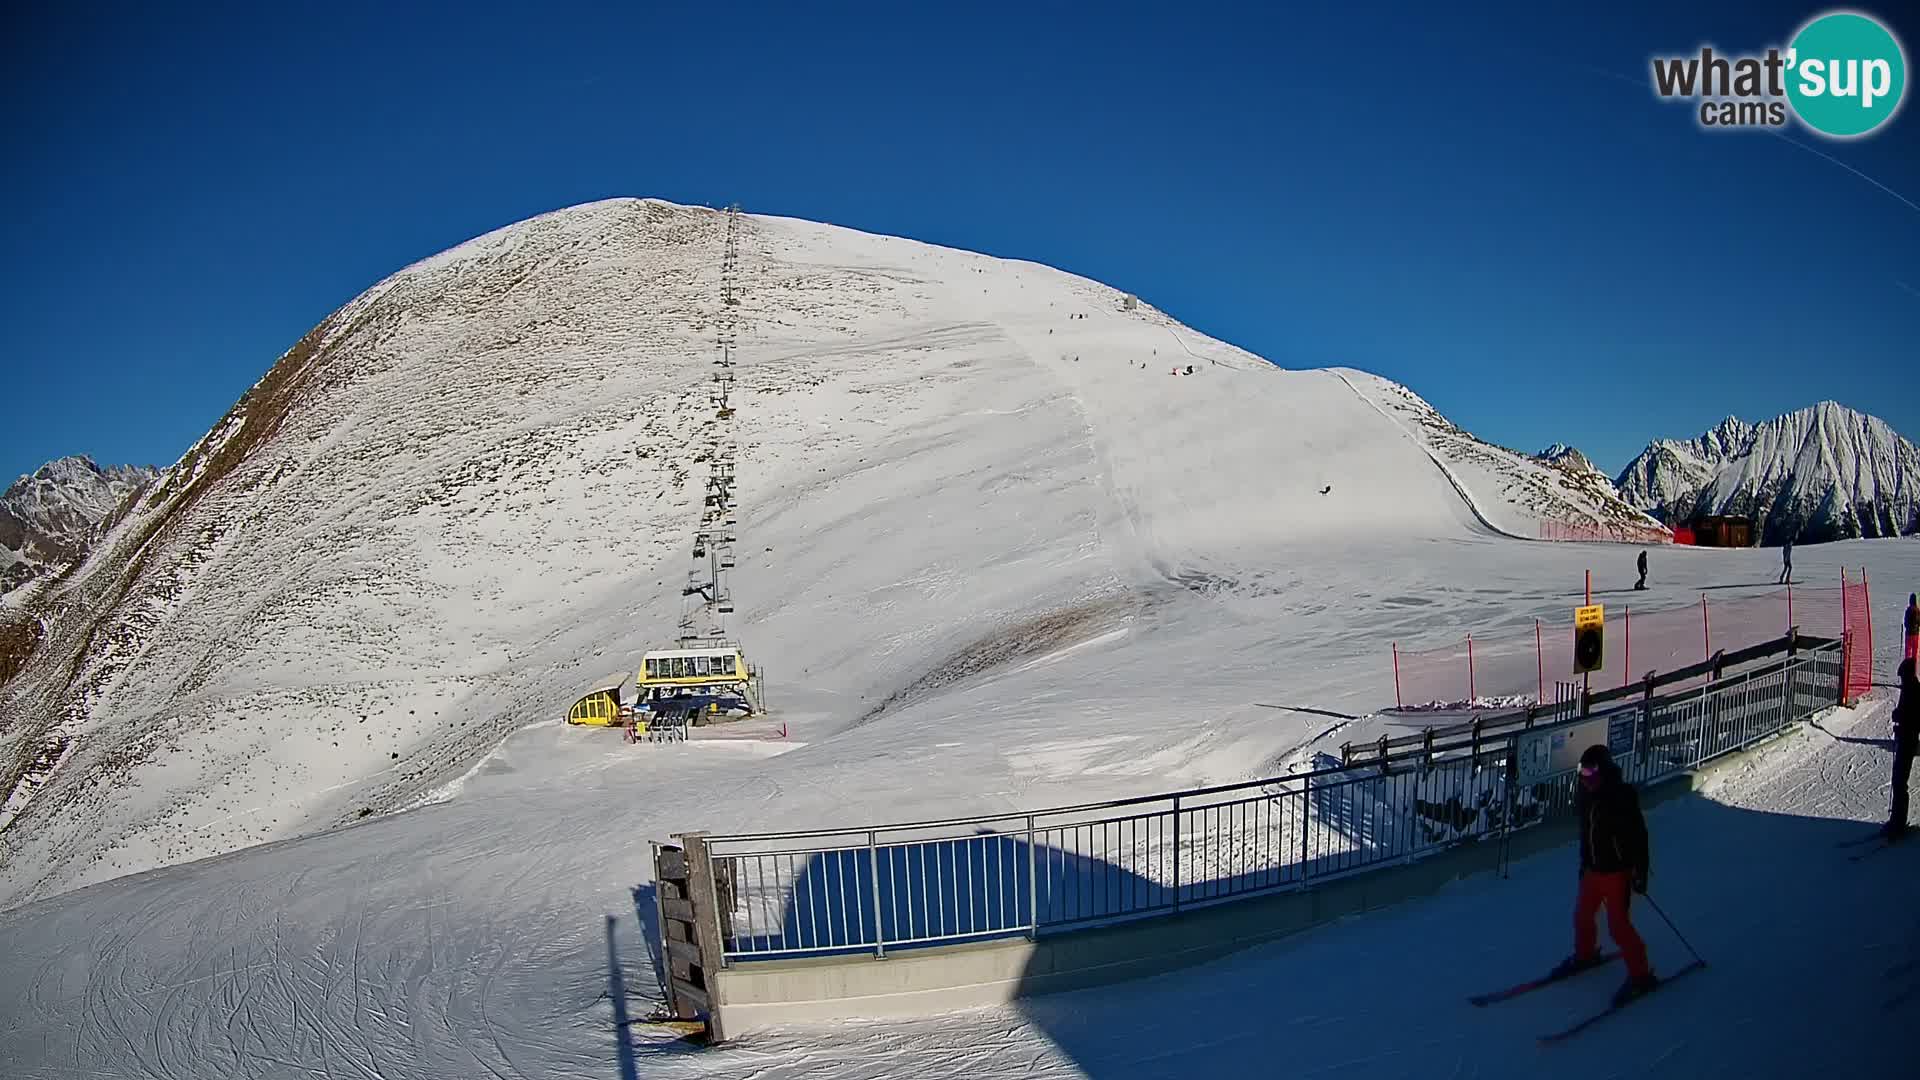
[
  {"left": 1894, "top": 673, "right": 1919, "bottom": 740},
  {"left": 1576, "top": 763, "right": 1648, "bottom": 877}
]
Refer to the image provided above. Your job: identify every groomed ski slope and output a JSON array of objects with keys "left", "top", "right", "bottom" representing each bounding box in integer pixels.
[{"left": 0, "top": 543, "right": 1915, "bottom": 1080}]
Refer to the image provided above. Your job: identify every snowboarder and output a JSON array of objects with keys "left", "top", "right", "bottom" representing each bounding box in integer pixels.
[
  {"left": 1777, "top": 538, "right": 1793, "bottom": 584},
  {"left": 1886, "top": 658, "right": 1919, "bottom": 841},
  {"left": 1904, "top": 594, "right": 1918, "bottom": 664},
  {"left": 1635, "top": 550, "right": 1648, "bottom": 591},
  {"left": 1554, "top": 745, "right": 1656, "bottom": 1007}
]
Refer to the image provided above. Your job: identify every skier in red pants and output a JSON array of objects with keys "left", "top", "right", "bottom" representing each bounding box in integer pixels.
[{"left": 1552, "top": 744, "right": 1657, "bottom": 1006}]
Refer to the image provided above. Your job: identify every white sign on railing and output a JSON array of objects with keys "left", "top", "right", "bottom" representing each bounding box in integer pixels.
[{"left": 1517, "top": 704, "right": 1642, "bottom": 785}]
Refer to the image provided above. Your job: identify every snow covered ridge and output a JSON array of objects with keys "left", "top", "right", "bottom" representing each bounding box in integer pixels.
[
  {"left": 1337, "top": 375, "right": 1666, "bottom": 539},
  {"left": 1617, "top": 403, "right": 1920, "bottom": 545},
  {"left": 0, "top": 456, "right": 159, "bottom": 599},
  {"left": 0, "top": 197, "right": 1719, "bottom": 908}
]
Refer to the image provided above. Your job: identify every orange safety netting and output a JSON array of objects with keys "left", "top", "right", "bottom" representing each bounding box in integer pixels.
[
  {"left": 1390, "top": 583, "right": 1848, "bottom": 710},
  {"left": 1842, "top": 569, "right": 1873, "bottom": 705},
  {"left": 1538, "top": 520, "right": 1673, "bottom": 544}
]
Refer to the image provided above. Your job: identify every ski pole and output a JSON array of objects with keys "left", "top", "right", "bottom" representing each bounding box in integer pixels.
[{"left": 1642, "top": 893, "right": 1706, "bottom": 966}]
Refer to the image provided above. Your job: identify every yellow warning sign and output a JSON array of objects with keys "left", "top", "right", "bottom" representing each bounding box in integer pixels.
[{"left": 1574, "top": 604, "right": 1605, "bottom": 673}]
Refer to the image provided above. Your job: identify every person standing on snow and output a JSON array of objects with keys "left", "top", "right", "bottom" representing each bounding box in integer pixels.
[
  {"left": 1885, "top": 659, "right": 1919, "bottom": 841},
  {"left": 1553, "top": 745, "right": 1657, "bottom": 1006},
  {"left": 1778, "top": 538, "right": 1793, "bottom": 584},
  {"left": 1635, "top": 550, "right": 1648, "bottom": 591},
  {"left": 1904, "top": 594, "right": 1918, "bottom": 663}
]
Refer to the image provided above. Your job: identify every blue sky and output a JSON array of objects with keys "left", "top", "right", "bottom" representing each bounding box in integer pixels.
[{"left": 3, "top": 0, "right": 1914, "bottom": 484}]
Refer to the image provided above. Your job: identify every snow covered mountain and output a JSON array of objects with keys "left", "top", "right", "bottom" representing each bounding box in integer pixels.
[
  {"left": 1614, "top": 417, "right": 1754, "bottom": 515},
  {"left": 1616, "top": 405, "right": 1920, "bottom": 545},
  {"left": 0, "top": 199, "right": 1666, "bottom": 907},
  {"left": 0, "top": 456, "right": 158, "bottom": 598},
  {"left": 1535, "top": 443, "right": 1599, "bottom": 474}
]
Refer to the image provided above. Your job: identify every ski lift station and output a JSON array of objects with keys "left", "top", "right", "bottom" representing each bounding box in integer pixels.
[
  {"left": 636, "top": 644, "right": 764, "bottom": 719},
  {"left": 564, "top": 204, "right": 766, "bottom": 738}
]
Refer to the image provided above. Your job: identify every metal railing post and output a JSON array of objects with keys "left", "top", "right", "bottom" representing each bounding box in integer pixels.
[
  {"left": 1739, "top": 669, "right": 1754, "bottom": 750},
  {"left": 1499, "top": 738, "right": 1517, "bottom": 879},
  {"left": 869, "top": 830, "right": 885, "bottom": 959},
  {"left": 1026, "top": 814, "right": 1039, "bottom": 938},
  {"left": 1640, "top": 672, "right": 1656, "bottom": 764},
  {"left": 1172, "top": 794, "right": 1182, "bottom": 911},
  {"left": 1299, "top": 777, "right": 1311, "bottom": 882}
]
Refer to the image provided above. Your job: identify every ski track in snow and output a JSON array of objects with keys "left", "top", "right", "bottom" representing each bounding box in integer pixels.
[
  {"left": 1328, "top": 369, "right": 1523, "bottom": 542},
  {"left": 0, "top": 199, "right": 1916, "bottom": 1077}
]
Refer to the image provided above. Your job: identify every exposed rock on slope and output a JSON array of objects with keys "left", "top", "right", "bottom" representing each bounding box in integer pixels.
[{"left": 0, "top": 457, "right": 158, "bottom": 597}]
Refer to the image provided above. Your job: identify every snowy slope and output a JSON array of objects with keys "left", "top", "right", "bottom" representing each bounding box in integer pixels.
[
  {"left": 0, "top": 199, "right": 1480, "bottom": 905},
  {"left": 1617, "top": 404, "right": 1920, "bottom": 544},
  {"left": 0, "top": 543, "right": 1914, "bottom": 1080},
  {"left": 0, "top": 200, "right": 1802, "bottom": 912},
  {"left": 0, "top": 456, "right": 157, "bottom": 598}
]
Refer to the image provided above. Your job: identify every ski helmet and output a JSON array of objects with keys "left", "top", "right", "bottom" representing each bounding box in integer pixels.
[{"left": 1577, "top": 744, "right": 1611, "bottom": 786}]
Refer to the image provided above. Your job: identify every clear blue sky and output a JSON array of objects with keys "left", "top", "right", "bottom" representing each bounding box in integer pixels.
[{"left": 3, "top": 0, "right": 1915, "bottom": 484}]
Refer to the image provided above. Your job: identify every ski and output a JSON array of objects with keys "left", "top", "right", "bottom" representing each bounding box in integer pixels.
[
  {"left": 1537, "top": 960, "right": 1706, "bottom": 1044},
  {"left": 1469, "top": 952, "right": 1617, "bottom": 1007}
]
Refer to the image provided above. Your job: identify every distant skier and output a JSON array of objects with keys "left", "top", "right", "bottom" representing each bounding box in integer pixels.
[
  {"left": 1319, "top": 484, "right": 1332, "bottom": 495},
  {"left": 1886, "top": 659, "right": 1919, "bottom": 841},
  {"left": 1553, "top": 745, "right": 1656, "bottom": 1007},
  {"left": 1635, "top": 550, "right": 1648, "bottom": 591},
  {"left": 1904, "top": 594, "right": 1918, "bottom": 663},
  {"left": 1777, "top": 538, "right": 1793, "bottom": 584}
]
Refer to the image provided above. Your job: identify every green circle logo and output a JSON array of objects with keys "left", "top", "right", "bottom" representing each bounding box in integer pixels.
[{"left": 1786, "top": 11, "right": 1907, "bottom": 137}]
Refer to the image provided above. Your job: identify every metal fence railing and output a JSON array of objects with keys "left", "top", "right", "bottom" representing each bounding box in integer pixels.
[{"left": 694, "top": 642, "right": 1843, "bottom": 963}]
